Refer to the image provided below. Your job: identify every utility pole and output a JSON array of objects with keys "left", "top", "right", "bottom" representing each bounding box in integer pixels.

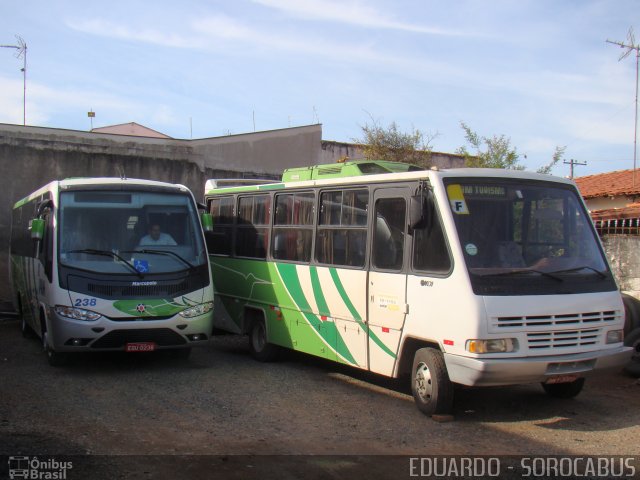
[
  {"left": 564, "top": 158, "right": 587, "bottom": 179},
  {"left": 1, "top": 35, "right": 27, "bottom": 125},
  {"left": 607, "top": 27, "right": 640, "bottom": 186}
]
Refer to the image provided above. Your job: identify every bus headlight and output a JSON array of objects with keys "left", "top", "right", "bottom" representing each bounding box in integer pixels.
[
  {"left": 466, "top": 338, "right": 517, "bottom": 354},
  {"left": 55, "top": 305, "right": 102, "bottom": 322},
  {"left": 179, "top": 302, "right": 214, "bottom": 318},
  {"left": 605, "top": 330, "right": 624, "bottom": 344}
]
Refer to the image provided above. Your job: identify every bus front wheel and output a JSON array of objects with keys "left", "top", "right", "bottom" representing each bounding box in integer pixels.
[
  {"left": 541, "top": 377, "right": 585, "bottom": 398},
  {"left": 411, "top": 348, "right": 454, "bottom": 416},
  {"left": 248, "top": 319, "right": 279, "bottom": 362},
  {"left": 42, "top": 329, "right": 68, "bottom": 367}
]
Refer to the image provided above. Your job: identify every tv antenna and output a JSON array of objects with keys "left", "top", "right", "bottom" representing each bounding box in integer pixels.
[
  {"left": 1, "top": 35, "right": 27, "bottom": 125},
  {"left": 607, "top": 27, "right": 640, "bottom": 186}
]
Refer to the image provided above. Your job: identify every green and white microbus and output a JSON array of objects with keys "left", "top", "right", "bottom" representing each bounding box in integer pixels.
[
  {"left": 10, "top": 178, "right": 214, "bottom": 365},
  {"left": 204, "top": 161, "right": 632, "bottom": 415}
]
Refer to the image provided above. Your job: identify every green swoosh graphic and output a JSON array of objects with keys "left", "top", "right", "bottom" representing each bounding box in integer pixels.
[{"left": 329, "top": 267, "right": 396, "bottom": 359}]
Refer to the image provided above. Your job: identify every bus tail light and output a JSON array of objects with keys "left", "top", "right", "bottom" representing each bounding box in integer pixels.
[{"left": 466, "top": 338, "right": 517, "bottom": 354}]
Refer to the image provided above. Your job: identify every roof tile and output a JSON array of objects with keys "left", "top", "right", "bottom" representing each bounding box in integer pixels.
[{"left": 574, "top": 169, "right": 640, "bottom": 199}]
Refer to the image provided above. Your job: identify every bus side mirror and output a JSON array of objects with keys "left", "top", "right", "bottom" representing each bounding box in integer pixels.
[
  {"left": 409, "top": 192, "right": 433, "bottom": 231},
  {"left": 200, "top": 212, "right": 213, "bottom": 232},
  {"left": 30, "top": 218, "right": 45, "bottom": 241}
]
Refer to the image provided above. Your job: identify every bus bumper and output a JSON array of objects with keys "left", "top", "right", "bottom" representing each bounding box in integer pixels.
[
  {"left": 443, "top": 346, "right": 633, "bottom": 387},
  {"left": 47, "top": 309, "right": 213, "bottom": 352}
]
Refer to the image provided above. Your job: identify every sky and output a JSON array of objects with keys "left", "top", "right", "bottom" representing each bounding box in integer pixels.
[{"left": 0, "top": 0, "right": 638, "bottom": 177}]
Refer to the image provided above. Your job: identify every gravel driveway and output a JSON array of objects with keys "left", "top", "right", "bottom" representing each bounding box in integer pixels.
[{"left": 1, "top": 316, "right": 639, "bottom": 478}]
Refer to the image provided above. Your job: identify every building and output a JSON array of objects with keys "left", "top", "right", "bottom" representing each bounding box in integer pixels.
[
  {"left": 575, "top": 168, "right": 640, "bottom": 298},
  {"left": 91, "top": 122, "right": 173, "bottom": 139}
]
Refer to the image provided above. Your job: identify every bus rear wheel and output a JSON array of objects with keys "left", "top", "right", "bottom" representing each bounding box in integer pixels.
[
  {"left": 411, "top": 348, "right": 454, "bottom": 416},
  {"left": 21, "top": 316, "right": 34, "bottom": 338},
  {"left": 249, "top": 319, "right": 279, "bottom": 362},
  {"left": 541, "top": 377, "right": 585, "bottom": 398}
]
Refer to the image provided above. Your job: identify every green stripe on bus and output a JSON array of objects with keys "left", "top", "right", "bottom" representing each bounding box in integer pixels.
[
  {"left": 309, "top": 266, "right": 330, "bottom": 317},
  {"left": 257, "top": 183, "right": 285, "bottom": 190},
  {"left": 329, "top": 268, "right": 396, "bottom": 359},
  {"left": 277, "top": 263, "right": 356, "bottom": 365}
]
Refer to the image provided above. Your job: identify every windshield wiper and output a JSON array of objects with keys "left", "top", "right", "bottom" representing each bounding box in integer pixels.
[
  {"left": 124, "top": 249, "right": 196, "bottom": 271},
  {"left": 477, "top": 268, "right": 563, "bottom": 282},
  {"left": 67, "top": 249, "right": 143, "bottom": 278},
  {"left": 550, "top": 266, "right": 607, "bottom": 279}
]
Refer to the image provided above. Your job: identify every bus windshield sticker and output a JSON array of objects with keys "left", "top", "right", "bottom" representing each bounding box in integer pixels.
[
  {"left": 465, "top": 243, "right": 478, "bottom": 256},
  {"left": 447, "top": 184, "right": 469, "bottom": 215}
]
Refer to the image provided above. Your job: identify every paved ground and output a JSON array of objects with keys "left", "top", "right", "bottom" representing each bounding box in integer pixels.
[{"left": 1, "top": 317, "right": 639, "bottom": 478}]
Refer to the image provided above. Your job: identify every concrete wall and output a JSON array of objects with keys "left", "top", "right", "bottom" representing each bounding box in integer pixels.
[
  {"left": 0, "top": 123, "right": 321, "bottom": 309},
  {"left": 320, "top": 140, "right": 466, "bottom": 169},
  {"left": 601, "top": 235, "right": 640, "bottom": 299}
]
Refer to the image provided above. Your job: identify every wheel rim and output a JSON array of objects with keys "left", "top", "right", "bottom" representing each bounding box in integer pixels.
[
  {"left": 252, "top": 323, "right": 266, "bottom": 352},
  {"left": 415, "top": 362, "right": 433, "bottom": 400}
]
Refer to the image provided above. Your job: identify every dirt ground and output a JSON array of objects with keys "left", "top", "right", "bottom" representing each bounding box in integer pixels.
[{"left": 1, "top": 317, "right": 639, "bottom": 478}]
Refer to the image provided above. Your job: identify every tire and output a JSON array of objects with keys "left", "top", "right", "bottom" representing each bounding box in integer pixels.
[
  {"left": 623, "top": 328, "right": 640, "bottom": 377},
  {"left": 541, "top": 377, "right": 585, "bottom": 398},
  {"left": 20, "top": 315, "right": 34, "bottom": 339},
  {"left": 622, "top": 294, "right": 640, "bottom": 336},
  {"left": 42, "top": 329, "right": 69, "bottom": 367},
  {"left": 248, "top": 318, "right": 279, "bottom": 362},
  {"left": 411, "top": 348, "right": 454, "bottom": 416}
]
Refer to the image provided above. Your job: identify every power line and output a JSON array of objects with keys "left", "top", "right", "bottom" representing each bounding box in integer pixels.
[
  {"left": 607, "top": 27, "right": 640, "bottom": 186},
  {"left": 564, "top": 158, "right": 587, "bottom": 179}
]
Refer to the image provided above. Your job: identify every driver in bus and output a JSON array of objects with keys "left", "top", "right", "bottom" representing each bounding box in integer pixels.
[{"left": 139, "top": 223, "right": 177, "bottom": 246}]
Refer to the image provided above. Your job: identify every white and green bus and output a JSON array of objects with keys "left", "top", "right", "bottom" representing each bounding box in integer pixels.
[
  {"left": 10, "top": 178, "right": 214, "bottom": 365},
  {"left": 204, "top": 161, "right": 631, "bottom": 415}
]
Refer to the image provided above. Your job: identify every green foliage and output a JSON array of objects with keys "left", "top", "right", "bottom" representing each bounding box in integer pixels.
[
  {"left": 356, "top": 117, "right": 436, "bottom": 168},
  {"left": 536, "top": 145, "right": 566, "bottom": 175},
  {"left": 457, "top": 122, "right": 524, "bottom": 170}
]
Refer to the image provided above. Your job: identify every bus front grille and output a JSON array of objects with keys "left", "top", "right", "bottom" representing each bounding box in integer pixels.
[
  {"left": 90, "top": 329, "right": 187, "bottom": 348},
  {"left": 494, "top": 311, "right": 619, "bottom": 329},
  {"left": 87, "top": 281, "right": 192, "bottom": 298},
  {"left": 526, "top": 328, "right": 601, "bottom": 350}
]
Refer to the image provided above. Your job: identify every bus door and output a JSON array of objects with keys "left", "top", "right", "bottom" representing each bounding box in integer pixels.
[{"left": 367, "top": 187, "right": 409, "bottom": 376}]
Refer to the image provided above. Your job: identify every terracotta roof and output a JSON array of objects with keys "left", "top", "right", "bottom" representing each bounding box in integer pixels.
[
  {"left": 575, "top": 169, "right": 640, "bottom": 199},
  {"left": 91, "top": 122, "right": 172, "bottom": 139}
]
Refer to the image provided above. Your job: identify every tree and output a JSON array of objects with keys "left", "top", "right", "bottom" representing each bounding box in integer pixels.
[
  {"left": 355, "top": 116, "right": 437, "bottom": 168},
  {"left": 457, "top": 122, "right": 524, "bottom": 170},
  {"left": 536, "top": 145, "right": 566, "bottom": 175}
]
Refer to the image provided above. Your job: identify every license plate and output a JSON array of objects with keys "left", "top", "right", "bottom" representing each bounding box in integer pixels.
[
  {"left": 545, "top": 374, "right": 579, "bottom": 384},
  {"left": 125, "top": 342, "right": 156, "bottom": 352}
]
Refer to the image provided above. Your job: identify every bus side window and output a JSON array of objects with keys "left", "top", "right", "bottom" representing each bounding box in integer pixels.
[
  {"left": 315, "top": 189, "right": 367, "bottom": 268},
  {"left": 412, "top": 212, "right": 451, "bottom": 274},
  {"left": 207, "top": 197, "right": 234, "bottom": 255},
  {"left": 372, "top": 197, "right": 406, "bottom": 270},
  {"left": 272, "top": 192, "right": 313, "bottom": 263}
]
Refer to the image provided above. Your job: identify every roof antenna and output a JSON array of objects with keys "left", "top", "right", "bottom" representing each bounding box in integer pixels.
[{"left": 116, "top": 164, "right": 127, "bottom": 180}]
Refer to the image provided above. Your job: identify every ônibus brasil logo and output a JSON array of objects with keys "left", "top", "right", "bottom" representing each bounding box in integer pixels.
[{"left": 8, "top": 456, "right": 73, "bottom": 479}]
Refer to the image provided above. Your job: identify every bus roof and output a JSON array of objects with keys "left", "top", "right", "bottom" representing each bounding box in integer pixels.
[
  {"left": 204, "top": 167, "right": 576, "bottom": 196},
  {"left": 13, "top": 177, "right": 191, "bottom": 209},
  {"left": 281, "top": 160, "right": 424, "bottom": 182}
]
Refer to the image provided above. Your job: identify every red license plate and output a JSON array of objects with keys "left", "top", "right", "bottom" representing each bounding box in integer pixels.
[
  {"left": 125, "top": 342, "right": 156, "bottom": 352},
  {"left": 545, "top": 374, "right": 579, "bottom": 384}
]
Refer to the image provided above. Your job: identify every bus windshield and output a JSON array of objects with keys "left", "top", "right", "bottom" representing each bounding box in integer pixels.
[
  {"left": 444, "top": 179, "right": 616, "bottom": 295},
  {"left": 58, "top": 190, "right": 206, "bottom": 274}
]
